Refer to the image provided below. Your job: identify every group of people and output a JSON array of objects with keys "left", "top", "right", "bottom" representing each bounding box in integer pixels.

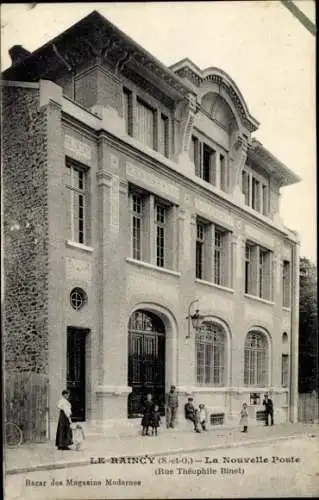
[{"left": 55, "top": 387, "right": 275, "bottom": 449}]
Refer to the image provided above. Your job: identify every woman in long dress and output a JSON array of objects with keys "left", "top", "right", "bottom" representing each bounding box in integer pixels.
[{"left": 55, "top": 390, "right": 73, "bottom": 450}]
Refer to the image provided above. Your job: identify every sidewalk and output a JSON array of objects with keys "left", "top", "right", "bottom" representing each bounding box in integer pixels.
[{"left": 5, "top": 422, "right": 318, "bottom": 475}]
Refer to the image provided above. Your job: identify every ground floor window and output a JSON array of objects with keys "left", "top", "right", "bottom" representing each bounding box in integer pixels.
[
  {"left": 196, "top": 322, "right": 225, "bottom": 385},
  {"left": 244, "top": 331, "right": 268, "bottom": 386}
]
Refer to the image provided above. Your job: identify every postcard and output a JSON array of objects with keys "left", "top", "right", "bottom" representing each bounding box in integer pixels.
[{"left": 1, "top": 2, "right": 317, "bottom": 499}]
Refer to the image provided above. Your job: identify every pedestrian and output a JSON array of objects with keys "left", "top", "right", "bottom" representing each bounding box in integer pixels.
[
  {"left": 166, "top": 385, "right": 179, "bottom": 428},
  {"left": 263, "top": 393, "right": 274, "bottom": 426},
  {"left": 184, "top": 396, "right": 201, "bottom": 433},
  {"left": 198, "top": 403, "right": 208, "bottom": 431},
  {"left": 55, "top": 390, "right": 73, "bottom": 450},
  {"left": 151, "top": 404, "right": 161, "bottom": 436},
  {"left": 73, "top": 423, "right": 85, "bottom": 451},
  {"left": 141, "top": 393, "right": 154, "bottom": 436},
  {"left": 240, "top": 402, "right": 248, "bottom": 433}
]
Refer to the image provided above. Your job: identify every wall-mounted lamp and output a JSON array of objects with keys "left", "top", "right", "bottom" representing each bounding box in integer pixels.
[{"left": 186, "top": 299, "right": 202, "bottom": 339}]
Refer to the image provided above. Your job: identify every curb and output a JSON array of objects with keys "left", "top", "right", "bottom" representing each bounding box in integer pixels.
[{"left": 5, "top": 432, "right": 316, "bottom": 476}]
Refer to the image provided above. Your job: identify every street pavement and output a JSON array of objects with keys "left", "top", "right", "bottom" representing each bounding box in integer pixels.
[
  {"left": 4, "top": 422, "right": 318, "bottom": 475},
  {"left": 4, "top": 436, "right": 319, "bottom": 499}
]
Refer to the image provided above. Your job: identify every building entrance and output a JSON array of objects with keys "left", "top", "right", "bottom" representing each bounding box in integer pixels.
[
  {"left": 128, "top": 310, "right": 165, "bottom": 418},
  {"left": 67, "top": 327, "right": 88, "bottom": 421}
]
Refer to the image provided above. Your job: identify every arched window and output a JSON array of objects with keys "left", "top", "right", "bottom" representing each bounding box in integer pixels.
[
  {"left": 244, "top": 331, "right": 268, "bottom": 386},
  {"left": 196, "top": 321, "right": 225, "bottom": 386}
]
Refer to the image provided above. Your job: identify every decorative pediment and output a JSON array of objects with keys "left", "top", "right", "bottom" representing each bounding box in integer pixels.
[{"left": 170, "top": 59, "right": 259, "bottom": 133}]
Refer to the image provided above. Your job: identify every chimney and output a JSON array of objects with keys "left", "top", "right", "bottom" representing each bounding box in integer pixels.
[{"left": 9, "top": 45, "right": 31, "bottom": 65}]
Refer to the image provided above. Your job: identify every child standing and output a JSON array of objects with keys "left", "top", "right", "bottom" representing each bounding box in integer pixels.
[
  {"left": 198, "top": 403, "right": 208, "bottom": 431},
  {"left": 151, "top": 404, "right": 161, "bottom": 436},
  {"left": 240, "top": 402, "right": 248, "bottom": 433},
  {"left": 141, "top": 393, "right": 154, "bottom": 436}
]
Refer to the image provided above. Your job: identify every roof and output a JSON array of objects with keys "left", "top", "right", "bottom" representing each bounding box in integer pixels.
[
  {"left": 2, "top": 10, "right": 192, "bottom": 102},
  {"left": 248, "top": 139, "right": 301, "bottom": 187}
]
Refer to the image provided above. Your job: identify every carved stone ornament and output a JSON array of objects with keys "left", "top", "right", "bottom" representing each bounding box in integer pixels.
[
  {"left": 229, "top": 132, "right": 249, "bottom": 190},
  {"left": 174, "top": 93, "right": 200, "bottom": 154}
]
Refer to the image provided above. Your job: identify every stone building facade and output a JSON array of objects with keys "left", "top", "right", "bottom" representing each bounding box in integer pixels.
[{"left": 2, "top": 11, "right": 300, "bottom": 435}]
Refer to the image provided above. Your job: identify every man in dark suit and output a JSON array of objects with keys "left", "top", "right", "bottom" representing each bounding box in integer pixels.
[{"left": 263, "top": 393, "right": 274, "bottom": 426}]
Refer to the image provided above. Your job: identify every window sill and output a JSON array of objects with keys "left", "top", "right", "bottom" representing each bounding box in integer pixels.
[
  {"left": 126, "top": 257, "right": 181, "bottom": 277},
  {"left": 244, "top": 294, "right": 274, "bottom": 306},
  {"left": 195, "top": 279, "right": 234, "bottom": 294},
  {"left": 65, "top": 240, "right": 94, "bottom": 253},
  {"left": 190, "top": 386, "right": 227, "bottom": 393},
  {"left": 282, "top": 306, "right": 291, "bottom": 312}
]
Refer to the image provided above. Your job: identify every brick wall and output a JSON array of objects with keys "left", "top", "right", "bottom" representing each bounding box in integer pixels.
[{"left": 2, "top": 86, "right": 49, "bottom": 374}]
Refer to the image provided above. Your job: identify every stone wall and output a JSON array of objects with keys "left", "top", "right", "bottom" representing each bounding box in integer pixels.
[{"left": 2, "top": 85, "right": 49, "bottom": 374}]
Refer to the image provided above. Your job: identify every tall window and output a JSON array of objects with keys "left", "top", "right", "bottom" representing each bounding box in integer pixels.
[
  {"left": 196, "top": 222, "right": 205, "bottom": 279},
  {"left": 282, "top": 260, "right": 291, "bottom": 307},
  {"left": 281, "top": 354, "right": 289, "bottom": 387},
  {"left": 155, "top": 203, "right": 167, "bottom": 268},
  {"left": 196, "top": 322, "right": 225, "bottom": 386},
  {"left": 136, "top": 99, "right": 155, "bottom": 149},
  {"left": 123, "top": 87, "right": 133, "bottom": 136},
  {"left": 242, "top": 167, "right": 269, "bottom": 215},
  {"left": 245, "top": 242, "right": 272, "bottom": 300},
  {"left": 196, "top": 219, "right": 230, "bottom": 287},
  {"left": 244, "top": 332, "right": 268, "bottom": 386},
  {"left": 159, "top": 114, "right": 169, "bottom": 157},
  {"left": 130, "top": 194, "right": 144, "bottom": 260},
  {"left": 66, "top": 163, "right": 87, "bottom": 244}
]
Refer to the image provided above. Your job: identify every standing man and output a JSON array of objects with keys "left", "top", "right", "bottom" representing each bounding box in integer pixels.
[
  {"left": 263, "top": 393, "right": 274, "bottom": 426},
  {"left": 166, "top": 385, "right": 179, "bottom": 428}
]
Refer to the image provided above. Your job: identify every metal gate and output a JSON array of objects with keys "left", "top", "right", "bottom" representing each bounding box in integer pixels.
[{"left": 128, "top": 310, "right": 165, "bottom": 418}]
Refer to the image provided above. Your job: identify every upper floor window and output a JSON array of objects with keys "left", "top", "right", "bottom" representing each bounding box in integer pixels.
[
  {"left": 123, "top": 88, "right": 170, "bottom": 158},
  {"left": 190, "top": 135, "right": 229, "bottom": 192},
  {"left": 65, "top": 162, "right": 88, "bottom": 244},
  {"left": 242, "top": 168, "right": 269, "bottom": 215},
  {"left": 245, "top": 242, "right": 272, "bottom": 301},
  {"left": 196, "top": 219, "right": 231, "bottom": 287},
  {"left": 282, "top": 260, "right": 291, "bottom": 307},
  {"left": 136, "top": 98, "right": 155, "bottom": 149},
  {"left": 130, "top": 193, "right": 145, "bottom": 261},
  {"left": 123, "top": 87, "right": 133, "bottom": 136},
  {"left": 281, "top": 354, "right": 289, "bottom": 387},
  {"left": 129, "top": 187, "right": 175, "bottom": 270}
]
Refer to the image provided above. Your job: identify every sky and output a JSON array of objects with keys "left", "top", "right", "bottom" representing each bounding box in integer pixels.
[{"left": 1, "top": 1, "right": 316, "bottom": 262}]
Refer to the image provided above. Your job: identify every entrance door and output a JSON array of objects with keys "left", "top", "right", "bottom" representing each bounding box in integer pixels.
[
  {"left": 128, "top": 310, "right": 165, "bottom": 418},
  {"left": 67, "top": 327, "right": 88, "bottom": 421}
]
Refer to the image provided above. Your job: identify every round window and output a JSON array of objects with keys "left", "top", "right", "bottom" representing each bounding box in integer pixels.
[{"left": 70, "top": 288, "right": 87, "bottom": 311}]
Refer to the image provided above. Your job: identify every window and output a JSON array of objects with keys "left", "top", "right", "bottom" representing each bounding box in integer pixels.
[
  {"left": 242, "top": 168, "right": 269, "bottom": 215},
  {"left": 281, "top": 354, "right": 289, "bottom": 387},
  {"left": 70, "top": 288, "right": 87, "bottom": 310},
  {"left": 196, "top": 322, "right": 225, "bottom": 386},
  {"left": 196, "top": 219, "right": 231, "bottom": 287},
  {"left": 66, "top": 163, "right": 87, "bottom": 244},
  {"left": 282, "top": 260, "right": 291, "bottom": 307},
  {"left": 130, "top": 194, "right": 144, "bottom": 261},
  {"left": 244, "top": 332, "right": 268, "bottom": 386},
  {"left": 123, "top": 87, "right": 133, "bottom": 136},
  {"left": 159, "top": 114, "right": 169, "bottom": 157},
  {"left": 191, "top": 135, "right": 228, "bottom": 191},
  {"left": 129, "top": 188, "right": 175, "bottom": 270},
  {"left": 196, "top": 222, "right": 205, "bottom": 279},
  {"left": 155, "top": 203, "right": 167, "bottom": 268},
  {"left": 245, "top": 242, "right": 272, "bottom": 300},
  {"left": 136, "top": 99, "right": 155, "bottom": 149}
]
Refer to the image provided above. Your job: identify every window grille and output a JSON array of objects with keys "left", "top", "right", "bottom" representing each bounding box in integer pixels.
[
  {"left": 210, "top": 413, "right": 225, "bottom": 425},
  {"left": 282, "top": 261, "right": 291, "bottom": 307},
  {"left": 244, "top": 332, "right": 268, "bottom": 386},
  {"left": 70, "top": 288, "right": 87, "bottom": 311},
  {"left": 281, "top": 354, "right": 289, "bottom": 387},
  {"left": 196, "top": 322, "right": 225, "bottom": 386},
  {"left": 256, "top": 410, "right": 266, "bottom": 422}
]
